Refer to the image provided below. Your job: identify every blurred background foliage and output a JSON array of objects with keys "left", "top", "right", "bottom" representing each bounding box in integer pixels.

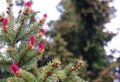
[{"left": 45, "top": 0, "right": 120, "bottom": 81}]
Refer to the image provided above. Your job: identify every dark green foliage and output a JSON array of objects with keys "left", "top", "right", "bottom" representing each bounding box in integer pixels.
[{"left": 46, "top": 0, "right": 116, "bottom": 81}]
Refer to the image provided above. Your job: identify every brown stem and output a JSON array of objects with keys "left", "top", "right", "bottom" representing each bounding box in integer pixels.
[
  {"left": 65, "top": 61, "right": 83, "bottom": 81},
  {"left": 18, "top": 47, "right": 30, "bottom": 66},
  {"left": 15, "top": 18, "right": 24, "bottom": 39},
  {"left": 6, "top": 1, "right": 14, "bottom": 27},
  {"left": 16, "top": 24, "right": 40, "bottom": 42},
  {"left": 6, "top": 30, "right": 13, "bottom": 42},
  {"left": 43, "top": 67, "right": 54, "bottom": 82},
  {"left": 21, "top": 52, "right": 40, "bottom": 66},
  {"left": 15, "top": 9, "right": 30, "bottom": 41}
]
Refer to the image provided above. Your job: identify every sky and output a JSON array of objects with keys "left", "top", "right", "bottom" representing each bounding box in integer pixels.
[
  {"left": 0, "top": 0, "right": 120, "bottom": 59},
  {"left": 104, "top": 0, "right": 120, "bottom": 59},
  {"left": 0, "top": 0, "right": 61, "bottom": 22}
]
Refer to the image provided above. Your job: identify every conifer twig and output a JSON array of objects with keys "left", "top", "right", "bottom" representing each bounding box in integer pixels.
[
  {"left": 18, "top": 47, "right": 30, "bottom": 66},
  {"left": 6, "top": 0, "right": 14, "bottom": 27},
  {"left": 6, "top": 30, "right": 13, "bottom": 42},
  {"left": 65, "top": 61, "right": 83, "bottom": 81},
  {"left": 21, "top": 52, "right": 40, "bottom": 66},
  {"left": 16, "top": 23, "right": 41, "bottom": 42},
  {"left": 15, "top": 16, "right": 25, "bottom": 40},
  {"left": 43, "top": 67, "right": 54, "bottom": 82}
]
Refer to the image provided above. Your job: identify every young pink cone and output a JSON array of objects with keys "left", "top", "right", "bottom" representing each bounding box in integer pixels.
[
  {"left": 25, "top": 1, "right": 31, "bottom": 11},
  {"left": 39, "top": 29, "right": 45, "bottom": 37},
  {"left": 10, "top": 64, "right": 20, "bottom": 76},
  {"left": 28, "top": 35, "right": 36, "bottom": 49},
  {"left": 2, "top": 18, "right": 8, "bottom": 32},
  {"left": 38, "top": 42, "right": 45, "bottom": 54},
  {"left": 43, "top": 14, "right": 47, "bottom": 21},
  {"left": 40, "top": 14, "right": 47, "bottom": 24}
]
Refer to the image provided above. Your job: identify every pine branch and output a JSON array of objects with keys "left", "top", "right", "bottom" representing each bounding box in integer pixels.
[
  {"left": 19, "top": 70, "right": 37, "bottom": 82},
  {"left": 7, "top": 70, "right": 37, "bottom": 82},
  {"left": 7, "top": 77, "right": 25, "bottom": 82},
  {"left": 0, "top": 57, "right": 12, "bottom": 72},
  {"left": 64, "top": 61, "right": 83, "bottom": 82},
  {"left": 21, "top": 52, "right": 40, "bottom": 66},
  {"left": 29, "top": 66, "right": 40, "bottom": 77},
  {"left": 15, "top": 9, "right": 35, "bottom": 41},
  {"left": 15, "top": 15, "right": 25, "bottom": 40},
  {"left": 18, "top": 47, "right": 30, "bottom": 66},
  {"left": 15, "top": 44, "right": 38, "bottom": 70},
  {"left": 5, "top": 32, "right": 13, "bottom": 42},
  {"left": 6, "top": 0, "right": 14, "bottom": 27},
  {"left": 38, "top": 59, "right": 61, "bottom": 82},
  {"left": 16, "top": 23, "right": 41, "bottom": 42},
  {"left": 15, "top": 9, "right": 36, "bottom": 42},
  {"left": 6, "top": 46, "right": 17, "bottom": 60},
  {"left": 1, "top": 26, "right": 15, "bottom": 45}
]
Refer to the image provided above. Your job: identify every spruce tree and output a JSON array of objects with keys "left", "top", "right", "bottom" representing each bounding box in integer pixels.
[
  {"left": 46, "top": 0, "right": 116, "bottom": 81},
  {"left": 0, "top": 0, "right": 85, "bottom": 82}
]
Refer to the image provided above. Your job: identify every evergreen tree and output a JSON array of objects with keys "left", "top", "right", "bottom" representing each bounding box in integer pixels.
[
  {"left": 46, "top": 0, "right": 116, "bottom": 81},
  {"left": 0, "top": 0, "right": 85, "bottom": 82}
]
